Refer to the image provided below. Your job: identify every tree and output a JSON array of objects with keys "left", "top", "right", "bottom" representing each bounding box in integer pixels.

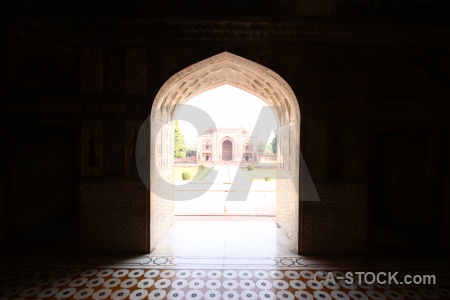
[
  {"left": 174, "top": 120, "right": 187, "bottom": 158},
  {"left": 258, "top": 141, "right": 266, "bottom": 153},
  {"left": 271, "top": 133, "right": 277, "bottom": 154},
  {"left": 186, "top": 148, "right": 197, "bottom": 157},
  {"left": 258, "top": 141, "right": 273, "bottom": 153}
]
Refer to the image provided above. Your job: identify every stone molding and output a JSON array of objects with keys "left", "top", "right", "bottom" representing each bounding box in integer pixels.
[
  {"left": 151, "top": 52, "right": 300, "bottom": 125},
  {"left": 1, "top": 20, "right": 448, "bottom": 46}
]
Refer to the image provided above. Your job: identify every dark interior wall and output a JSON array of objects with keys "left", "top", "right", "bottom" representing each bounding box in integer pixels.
[
  {"left": 5, "top": 125, "right": 78, "bottom": 250},
  {"left": 370, "top": 130, "right": 441, "bottom": 247},
  {"left": 0, "top": 124, "right": 4, "bottom": 248},
  {"left": 0, "top": 1, "right": 449, "bottom": 254}
]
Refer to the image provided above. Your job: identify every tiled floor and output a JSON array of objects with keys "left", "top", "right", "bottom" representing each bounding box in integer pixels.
[
  {"left": 151, "top": 217, "right": 296, "bottom": 258},
  {"left": 1, "top": 266, "right": 449, "bottom": 299},
  {"left": 1, "top": 218, "right": 450, "bottom": 299}
]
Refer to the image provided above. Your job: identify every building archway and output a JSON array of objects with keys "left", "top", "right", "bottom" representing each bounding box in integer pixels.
[
  {"left": 220, "top": 137, "right": 234, "bottom": 162},
  {"left": 149, "top": 52, "right": 301, "bottom": 252},
  {"left": 222, "top": 140, "right": 232, "bottom": 161}
]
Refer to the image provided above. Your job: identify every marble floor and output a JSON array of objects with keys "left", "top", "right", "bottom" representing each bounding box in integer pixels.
[
  {"left": 1, "top": 218, "right": 450, "bottom": 299},
  {"left": 1, "top": 264, "right": 449, "bottom": 300},
  {"left": 151, "top": 217, "right": 296, "bottom": 258},
  {"left": 1, "top": 224, "right": 449, "bottom": 300}
]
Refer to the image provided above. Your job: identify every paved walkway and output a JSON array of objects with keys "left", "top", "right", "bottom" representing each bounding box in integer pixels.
[
  {"left": 175, "top": 166, "right": 275, "bottom": 192},
  {"left": 175, "top": 166, "right": 276, "bottom": 215}
]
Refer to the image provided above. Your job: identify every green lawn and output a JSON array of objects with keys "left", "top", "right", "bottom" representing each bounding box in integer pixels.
[
  {"left": 241, "top": 168, "right": 277, "bottom": 181},
  {"left": 173, "top": 166, "right": 212, "bottom": 181}
]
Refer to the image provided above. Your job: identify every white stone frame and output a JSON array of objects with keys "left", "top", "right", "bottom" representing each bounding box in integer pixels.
[{"left": 149, "top": 52, "right": 301, "bottom": 252}]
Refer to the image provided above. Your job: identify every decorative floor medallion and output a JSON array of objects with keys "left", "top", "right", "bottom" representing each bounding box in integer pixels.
[{"left": 1, "top": 264, "right": 449, "bottom": 300}]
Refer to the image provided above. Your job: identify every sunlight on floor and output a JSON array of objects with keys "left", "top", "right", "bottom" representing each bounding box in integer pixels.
[{"left": 151, "top": 216, "right": 296, "bottom": 258}]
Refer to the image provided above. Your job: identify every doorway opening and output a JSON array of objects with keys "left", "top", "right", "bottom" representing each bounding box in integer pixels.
[
  {"left": 161, "top": 85, "right": 284, "bottom": 256},
  {"left": 147, "top": 52, "right": 301, "bottom": 255},
  {"left": 173, "top": 85, "right": 277, "bottom": 217},
  {"left": 222, "top": 140, "right": 233, "bottom": 161}
]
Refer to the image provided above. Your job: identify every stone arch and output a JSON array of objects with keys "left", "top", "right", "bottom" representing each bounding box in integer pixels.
[
  {"left": 220, "top": 136, "right": 235, "bottom": 161},
  {"left": 152, "top": 52, "right": 300, "bottom": 125},
  {"left": 149, "top": 52, "right": 301, "bottom": 252}
]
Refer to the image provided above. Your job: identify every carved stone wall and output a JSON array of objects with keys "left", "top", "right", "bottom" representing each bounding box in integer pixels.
[
  {"left": 277, "top": 177, "right": 299, "bottom": 252},
  {"left": 301, "top": 184, "right": 367, "bottom": 254},
  {"left": 444, "top": 182, "right": 450, "bottom": 252},
  {"left": 0, "top": 178, "right": 4, "bottom": 249},
  {"left": 105, "top": 49, "right": 124, "bottom": 95},
  {"left": 80, "top": 180, "right": 147, "bottom": 252},
  {"left": 81, "top": 121, "right": 103, "bottom": 177},
  {"left": 150, "top": 176, "right": 174, "bottom": 250},
  {"left": 81, "top": 48, "right": 103, "bottom": 95},
  {"left": 1, "top": 16, "right": 448, "bottom": 256},
  {"left": 125, "top": 49, "right": 147, "bottom": 95},
  {"left": 3, "top": 20, "right": 449, "bottom": 47},
  {"left": 151, "top": 52, "right": 300, "bottom": 125},
  {"left": 150, "top": 120, "right": 175, "bottom": 249},
  {"left": 277, "top": 122, "right": 300, "bottom": 252},
  {"left": 125, "top": 121, "right": 142, "bottom": 178},
  {"left": 374, "top": 59, "right": 433, "bottom": 103},
  {"left": 104, "top": 120, "right": 124, "bottom": 177}
]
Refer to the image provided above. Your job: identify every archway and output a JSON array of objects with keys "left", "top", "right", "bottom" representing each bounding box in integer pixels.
[
  {"left": 149, "top": 52, "right": 301, "bottom": 252},
  {"left": 222, "top": 140, "right": 232, "bottom": 161}
]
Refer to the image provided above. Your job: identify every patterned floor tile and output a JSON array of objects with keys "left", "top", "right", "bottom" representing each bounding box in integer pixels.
[{"left": 1, "top": 265, "right": 450, "bottom": 299}]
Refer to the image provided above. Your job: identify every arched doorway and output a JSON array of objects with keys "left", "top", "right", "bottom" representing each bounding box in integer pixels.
[
  {"left": 147, "top": 52, "right": 301, "bottom": 252},
  {"left": 222, "top": 140, "right": 232, "bottom": 161}
]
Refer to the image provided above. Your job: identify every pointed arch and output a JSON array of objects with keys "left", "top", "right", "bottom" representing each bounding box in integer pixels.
[
  {"left": 149, "top": 52, "right": 301, "bottom": 252},
  {"left": 152, "top": 52, "right": 300, "bottom": 126}
]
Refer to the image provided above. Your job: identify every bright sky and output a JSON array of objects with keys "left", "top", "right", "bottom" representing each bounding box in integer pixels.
[{"left": 174, "top": 85, "right": 278, "bottom": 148}]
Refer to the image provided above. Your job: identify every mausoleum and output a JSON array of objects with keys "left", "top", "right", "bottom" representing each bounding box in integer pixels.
[{"left": 196, "top": 127, "right": 258, "bottom": 164}]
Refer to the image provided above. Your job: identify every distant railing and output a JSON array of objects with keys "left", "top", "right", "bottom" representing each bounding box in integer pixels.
[
  {"left": 174, "top": 156, "right": 197, "bottom": 164},
  {"left": 258, "top": 152, "right": 277, "bottom": 163}
]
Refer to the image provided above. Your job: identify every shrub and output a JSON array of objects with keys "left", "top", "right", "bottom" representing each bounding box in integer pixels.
[
  {"left": 200, "top": 164, "right": 206, "bottom": 170},
  {"left": 265, "top": 177, "right": 271, "bottom": 181},
  {"left": 247, "top": 164, "right": 255, "bottom": 171},
  {"left": 182, "top": 172, "right": 192, "bottom": 180}
]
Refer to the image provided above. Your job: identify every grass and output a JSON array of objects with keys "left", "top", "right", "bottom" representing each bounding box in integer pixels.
[
  {"left": 173, "top": 166, "right": 212, "bottom": 181},
  {"left": 241, "top": 167, "right": 277, "bottom": 181}
]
